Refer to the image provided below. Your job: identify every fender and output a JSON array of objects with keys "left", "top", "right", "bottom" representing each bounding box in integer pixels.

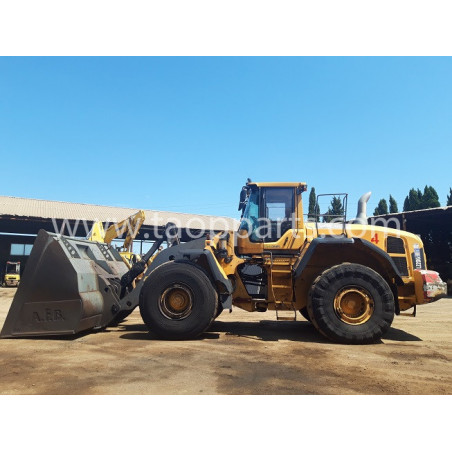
[
  {"left": 146, "top": 241, "right": 233, "bottom": 309},
  {"left": 181, "top": 249, "right": 233, "bottom": 299},
  {"left": 294, "top": 237, "right": 404, "bottom": 285}
]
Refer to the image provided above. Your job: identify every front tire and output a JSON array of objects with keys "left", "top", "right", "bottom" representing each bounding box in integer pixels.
[
  {"left": 307, "top": 263, "right": 395, "bottom": 344},
  {"left": 139, "top": 261, "right": 218, "bottom": 340}
]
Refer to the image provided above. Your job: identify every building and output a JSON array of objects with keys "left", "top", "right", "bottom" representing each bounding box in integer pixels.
[{"left": 0, "top": 195, "right": 237, "bottom": 277}]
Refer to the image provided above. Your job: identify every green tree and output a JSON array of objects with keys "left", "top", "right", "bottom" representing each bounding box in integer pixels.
[
  {"left": 447, "top": 188, "right": 452, "bottom": 206},
  {"left": 323, "top": 196, "right": 344, "bottom": 223},
  {"left": 373, "top": 199, "right": 389, "bottom": 216},
  {"left": 389, "top": 195, "right": 398, "bottom": 213},
  {"left": 308, "top": 187, "right": 320, "bottom": 220},
  {"left": 421, "top": 185, "right": 440, "bottom": 209},
  {"left": 403, "top": 188, "right": 422, "bottom": 212},
  {"left": 403, "top": 186, "right": 441, "bottom": 211}
]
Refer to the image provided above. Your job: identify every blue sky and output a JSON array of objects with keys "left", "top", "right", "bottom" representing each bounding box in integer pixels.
[{"left": 0, "top": 57, "right": 451, "bottom": 220}]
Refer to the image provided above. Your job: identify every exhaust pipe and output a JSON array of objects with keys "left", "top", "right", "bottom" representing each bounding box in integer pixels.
[{"left": 352, "top": 192, "right": 371, "bottom": 225}]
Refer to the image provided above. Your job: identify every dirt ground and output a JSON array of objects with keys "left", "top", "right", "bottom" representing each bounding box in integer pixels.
[{"left": 0, "top": 287, "right": 451, "bottom": 394}]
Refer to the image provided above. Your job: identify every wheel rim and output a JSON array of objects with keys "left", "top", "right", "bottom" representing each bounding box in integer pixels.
[
  {"left": 159, "top": 283, "right": 194, "bottom": 320},
  {"left": 333, "top": 286, "right": 374, "bottom": 325}
]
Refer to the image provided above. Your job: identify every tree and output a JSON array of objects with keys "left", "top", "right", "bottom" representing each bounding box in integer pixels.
[
  {"left": 323, "top": 196, "right": 344, "bottom": 223},
  {"left": 403, "top": 188, "right": 423, "bottom": 212},
  {"left": 389, "top": 195, "right": 398, "bottom": 213},
  {"left": 421, "top": 185, "right": 440, "bottom": 209},
  {"left": 447, "top": 188, "right": 452, "bottom": 206},
  {"left": 403, "top": 186, "right": 441, "bottom": 211},
  {"left": 308, "top": 187, "right": 320, "bottom": 220},
  {"left": 373, "top": 199, "right": 389, "bottom": 216}
]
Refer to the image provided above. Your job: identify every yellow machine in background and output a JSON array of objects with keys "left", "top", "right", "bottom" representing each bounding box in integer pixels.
[
  {"left": 89, "top": 210, "right": 146, "bottom": 267},
  {"left": 2, "top": 261, "right": 20, "bottom": 287}
]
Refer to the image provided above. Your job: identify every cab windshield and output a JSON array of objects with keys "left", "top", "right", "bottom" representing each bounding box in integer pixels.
[{"left": 239, "top": 189, "right": 260, "bottom": 241}]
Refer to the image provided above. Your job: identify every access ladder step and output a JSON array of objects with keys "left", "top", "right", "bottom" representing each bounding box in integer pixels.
[
  {"left": 276, "top": 316, "right": 297, "bottom": 321},
  {"left": 275, "top": 303, "right": 297, "bottom": 321}
]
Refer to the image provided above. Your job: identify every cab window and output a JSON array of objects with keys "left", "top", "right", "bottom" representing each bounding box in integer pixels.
[{"left": 261, "top": 187, "right": 294, "bottom": 242}]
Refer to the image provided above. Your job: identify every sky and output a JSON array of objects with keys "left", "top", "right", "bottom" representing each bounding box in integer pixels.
[{"left": 0, "top": 57, "right": 451, "bottom": 221}]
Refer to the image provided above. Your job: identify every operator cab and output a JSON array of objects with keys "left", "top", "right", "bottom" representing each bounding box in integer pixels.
[
  {"left": 5, "top": 261, "right": 20, "bottom": 275},
  {"left": 237, "top": 181, "right": 307, "bottom": 254}
]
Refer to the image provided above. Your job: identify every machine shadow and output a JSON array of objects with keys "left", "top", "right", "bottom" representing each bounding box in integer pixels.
[
  {"left": 208, "top": 319, "right": 330, "bottom": 343},
  {"left": 116, "top": 321, "right": 219, "bottom": 341},
  {"left": 6, "top": 320, "right": 421, "bottom": 344},
  {"left": 118, "top": 319, "right": 330, "bottom": 343},
  {"left": 383, "top": 327, "right": 422, "bottom": 342},
  {"left": 117, "top": 320, "right": 422, "bottom": 344}
]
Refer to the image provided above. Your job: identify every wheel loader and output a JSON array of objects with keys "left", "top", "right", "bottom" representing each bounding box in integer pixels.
[{"left": 0, "top": 181, "right": 447, "bottom": 344}]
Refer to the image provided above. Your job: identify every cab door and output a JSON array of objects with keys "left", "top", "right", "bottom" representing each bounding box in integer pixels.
[{"left": 261, "top": 187, "right": 305, "bottom": 252}]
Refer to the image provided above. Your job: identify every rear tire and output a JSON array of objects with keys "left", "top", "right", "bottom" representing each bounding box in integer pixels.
[
  {"left": 139, "top": 261, "right": 218, "bottom": 340},
  {"left": 307, "top": 263, "right": 395, "bottom": 344}
]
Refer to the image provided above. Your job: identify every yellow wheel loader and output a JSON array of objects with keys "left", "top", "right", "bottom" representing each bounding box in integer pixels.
[{"left": 0, "top": 181, "right": 447, "bottom": 344}]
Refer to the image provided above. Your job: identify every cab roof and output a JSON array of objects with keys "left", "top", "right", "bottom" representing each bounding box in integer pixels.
[{"left": 247, "top": 182, "right": 307, "bottom": 190}]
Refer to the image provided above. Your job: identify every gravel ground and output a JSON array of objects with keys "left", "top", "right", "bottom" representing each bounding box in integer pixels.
[{"left": 0, "top": 287, "right": 451, "bottom": 394}]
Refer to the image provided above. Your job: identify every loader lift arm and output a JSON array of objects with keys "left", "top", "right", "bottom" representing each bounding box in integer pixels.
[
  {"left": 89, "top": 210, "right": 145, "bottom": 252},
  {"left": 103, "top": 210, "right": 146, "bottom": 253}
]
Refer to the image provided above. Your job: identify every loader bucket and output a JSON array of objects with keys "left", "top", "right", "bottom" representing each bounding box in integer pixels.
[{"left": 1, "top": 229, "right": 130, "bottom": 338}]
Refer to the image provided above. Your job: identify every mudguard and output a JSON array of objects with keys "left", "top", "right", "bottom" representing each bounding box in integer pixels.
[
  {"left": 294, "top": 237, "right": 404, "bottom": 285},
  {"left": 143, "top": 240, "right": 233, "bottom": 309}
]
